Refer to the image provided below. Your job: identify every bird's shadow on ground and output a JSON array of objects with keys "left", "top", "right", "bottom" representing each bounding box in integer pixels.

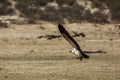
[{"left": 83, "top": 50, "right": 106, "bottom": 54}]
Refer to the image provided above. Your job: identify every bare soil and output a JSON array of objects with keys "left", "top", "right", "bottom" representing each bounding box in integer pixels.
[{"left": 0, "top": 22, "right": 120, "bottom": 80}]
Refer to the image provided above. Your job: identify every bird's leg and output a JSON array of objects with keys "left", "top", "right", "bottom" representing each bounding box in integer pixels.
[
  {"left": 76, "top": 56, "right": 83, "bottom": 61},
  {"left": 80, "top": 56, "right": 83, "bottom": 61},
  {"left": 76, "top": 57, "right": 80, "bottom": 59}
]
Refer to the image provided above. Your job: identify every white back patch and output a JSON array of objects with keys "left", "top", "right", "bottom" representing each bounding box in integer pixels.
[{"left": 70, "top": 48, "right": 79, "bottom": 55}]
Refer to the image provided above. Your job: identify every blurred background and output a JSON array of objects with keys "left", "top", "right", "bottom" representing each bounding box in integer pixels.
[{"left": 0, "top": 0, "right": 120, "bottom": 25}]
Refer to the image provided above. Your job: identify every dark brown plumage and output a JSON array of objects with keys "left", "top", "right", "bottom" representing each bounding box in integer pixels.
[{"left": 58, "top": 23, "right": 89, "bottom": 60}]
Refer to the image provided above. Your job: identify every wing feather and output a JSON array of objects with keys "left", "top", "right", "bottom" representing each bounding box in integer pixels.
[
  {"left": 58, "top": 23, "right": 89, "bottom": 59},
  {"left": 58, "top": 23, "right": 80, "bottom": 50}
]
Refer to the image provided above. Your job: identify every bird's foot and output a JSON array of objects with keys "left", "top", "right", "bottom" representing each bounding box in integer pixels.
[
  {"left": 80, "top": 56, "right": 83, "bottom": 61},
  {"left": 76, "top": 56, "right": 83, "bottom": 61}
]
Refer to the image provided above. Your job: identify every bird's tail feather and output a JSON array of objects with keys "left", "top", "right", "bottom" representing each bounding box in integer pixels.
[{"left": 81, "top": 51, "right": 89, "bottom": 59}]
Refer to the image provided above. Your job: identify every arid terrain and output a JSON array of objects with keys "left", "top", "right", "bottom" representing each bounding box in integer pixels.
[{"left": 0, "top": 22, "right": 120, "bottom": 80}]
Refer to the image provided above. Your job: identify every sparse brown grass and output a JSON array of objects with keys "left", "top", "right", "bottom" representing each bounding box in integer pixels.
[{"left": 0, "top": 23, "right": 120, "bottom": 80}]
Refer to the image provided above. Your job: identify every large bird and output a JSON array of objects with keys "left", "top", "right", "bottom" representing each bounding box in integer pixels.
[{"left": 58, "top": 23, "right": 89, "bottom": 60}]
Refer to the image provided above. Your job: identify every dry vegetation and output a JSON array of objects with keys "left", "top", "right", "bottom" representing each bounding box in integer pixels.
[
  {"left": 0, "top": 22, "right": 120, "bottom": 80},
  {"left": 0, "top": 0, "right": 120, "bottom": 23}
]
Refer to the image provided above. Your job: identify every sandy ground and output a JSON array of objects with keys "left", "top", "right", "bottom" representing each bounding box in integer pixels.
[{"left": 0, "top": 22, "right": 120, "bottom": 80}]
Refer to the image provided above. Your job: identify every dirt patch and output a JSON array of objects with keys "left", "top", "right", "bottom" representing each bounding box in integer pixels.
[{"left": 0, "top": 22, "right": 120, "bottom": 80}]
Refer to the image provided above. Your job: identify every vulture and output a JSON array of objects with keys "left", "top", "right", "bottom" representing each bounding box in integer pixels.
[{"left": 58, "top": 23, "right": 89, "bottom": 60}]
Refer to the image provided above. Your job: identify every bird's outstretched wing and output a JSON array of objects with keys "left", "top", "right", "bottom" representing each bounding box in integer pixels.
[
  {"left": 58, "top": 23, "right": 89, "bottom": 59},
  {"left": 58, "top": 23, "right": 80, "bottom": 50}
]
